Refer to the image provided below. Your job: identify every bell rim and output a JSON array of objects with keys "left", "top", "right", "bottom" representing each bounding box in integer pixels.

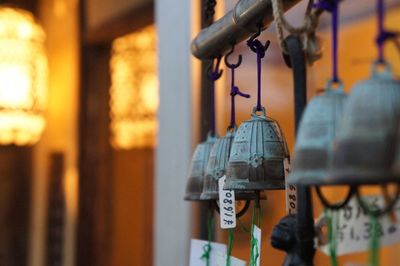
[
  {"left": 223, "top": 179, "right": 285, "bottom": 190},
  {"left": 184, "top": 193, "right": 209, "bottom": 201},
  {"left": 288, "top": 169, "right": 400, "bottom": 186},
  {"left": 199, "top": 191, "right": 218, "bottom": 200}
]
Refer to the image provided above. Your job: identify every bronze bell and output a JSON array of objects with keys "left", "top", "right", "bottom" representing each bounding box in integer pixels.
[
  {"left": 184, "top": 134, "right": 217, "bottom": 201},
  {"left": 201, "top": 130, "right": 235, "bottom": 200},
  {"left": 224, "top": 107, "right": 290, "bottom": 190},
  {"left": 201, "top": 129, "right": 265, "bottom": 200},
  {"left": 289, "top": 81, "right": 347, "bottom": 186},
  {"left": 331, "top": 62, "right": 400, "bottom": 185}
]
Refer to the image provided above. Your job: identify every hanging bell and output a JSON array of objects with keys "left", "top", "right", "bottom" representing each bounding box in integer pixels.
[
  {"left": 201, "top": 129, "right": 265, "bottom": 200},
  {"left": 289, "top": 81, "right": 347, "bottom": 186},
  {"left": 184, "top": 134, "right": 217, "bottom": 201},
  {"left": 331, "top": 62, "right": 400, "bottom": 185},
  {"left": 201, "top": 130, "right": 235, "bottom": 200},
  {"left": 224, "top": 107, "right": 290, "bottom": 190}
]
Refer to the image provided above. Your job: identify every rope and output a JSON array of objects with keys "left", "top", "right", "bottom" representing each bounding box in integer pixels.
[
  {"left": 325, "top": 208, "right": 338, "bottom": 266},
  {"left": 200, "top": 209, "right": 215, "bottom": 266},
  {"left": 249, "top": 200, "right": 261, "bottom": 266},
  {"left": 271, "top": 0, "right": 323, "bottom": 64},
  {"left": 226, "top": 229, "right": 234, "bottom": 266},
  {"left": 370, "top": 213, "right": 380, "bottom": 266}
]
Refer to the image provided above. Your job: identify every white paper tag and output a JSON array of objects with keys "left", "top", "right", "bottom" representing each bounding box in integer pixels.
[
  {"left": 215, "top": 252, "right": 247, "bottom": 266},
  {"left": 218, "top": 176, "right": 236, "bottom": 229},
  {"left": 316, "top": 196, "right": 400, "bottom": 256},
  {"left": 189, "top": 239, "right": 227, "bottom": 266},
  {"left": 250, "top": 225, "right": 261, "bottom": 266},
  {"left": 284, "top": 158, "right": 297, "bottom": 214}
]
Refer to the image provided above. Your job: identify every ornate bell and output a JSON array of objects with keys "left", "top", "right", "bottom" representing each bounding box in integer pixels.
[
  {"left": 184, "top": 134, "right": 217, "bottom": 201},
  {"left": 331, "top": 62, "right": 400, "bottom": 185},
  {"left": 201, "top": 130, "right": 235, "bottom": 200},
  {"left": 289, "top": 82, "right": 347, "bottom": 186},
  {"left": 201, "top": 129, "right": 264, "bottom": 200},
  {"left": 224, "top": 107, "right": 290, "bottom": 190}
]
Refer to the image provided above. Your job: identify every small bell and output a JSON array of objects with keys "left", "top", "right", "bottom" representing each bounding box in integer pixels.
[
  {"left": 331, "top": 62, "right": 400, "bottom": 185},
  {"left": 289, "top": 81, "right": 347, "bottom": 185},
  {"left": 201, "top": 128, "right": 265, "bottom": 200},
  {"left": 184, "top": 134, "right": 217, "bottom": 201},
  {"left": 201, "top": 130, "right": 235, "bottom": 200},
  {"left": 225, "top": 107, "right": 290, "bottom": 190}
]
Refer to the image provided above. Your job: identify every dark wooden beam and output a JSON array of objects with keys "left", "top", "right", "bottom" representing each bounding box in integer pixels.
[
  {"left": 2, "top": 0, "right": 38, "bottom": 14},
  {"left": 84, "top": 2, "right": 154, "bottom": 45},
  {"left": 0, "top": 146, "right": 32, "bottom": 266},
  {"left": 76, "top": 42, "right": 114, "bottom": 266}
]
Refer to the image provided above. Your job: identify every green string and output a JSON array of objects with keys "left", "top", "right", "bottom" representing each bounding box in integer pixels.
[
  {"left": 370, "top": 214, "right": 379, "bottom": 266},
  {"left": 249, "top": 201, "right": 261, "bottom": 266},
  {"left": 326, "top": 208, "right": 338, "bottom": 266},
  {"left": 201, "top": 209, "right": 214, "bottom": 266},
  {"left": 226, "top": 229, "right": 234, "bottom": 266}
]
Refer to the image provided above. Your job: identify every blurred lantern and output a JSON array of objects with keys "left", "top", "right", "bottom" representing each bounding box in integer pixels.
[
  {"left": 0, "top": 7, "right": 48, "bottom": 145},
  {"left": 109, "top": 25, "right": 158, "bottom": 149}
]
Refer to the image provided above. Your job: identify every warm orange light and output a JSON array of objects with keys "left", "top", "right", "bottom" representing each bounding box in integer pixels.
[
  {"left": 0, "top": 7, "right": 48, "bottom": 145},
  {"left": 109, "top": 25, "right": 158, "bottom": 149}
]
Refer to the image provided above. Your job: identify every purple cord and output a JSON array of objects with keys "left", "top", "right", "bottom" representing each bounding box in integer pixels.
[
  {"left": 375, "top": 0, "right": 397, "bottom": 63},
  {"left": 256, "top": 52, "right": 262, "bottom": 110},
  {"left": 208, "top": 56, "right": 223, "bottom": 136},
  {"left": 332, "top": 3, "right": 339, "bottom": 82},
  {"left": 230, "top": 66, "right": 236, "bottom": 128},
  {"left": 377, "top": 0, "right": 384, "bottom": 62},
  {"left": 314, "top": 0, "right": 340, "bottom": 82},
  {"left": 247, "top": 37, "right": 269, "bottom": 111},
  {"left": 229, "top": 65, "right": 250, "bottom": 129}
]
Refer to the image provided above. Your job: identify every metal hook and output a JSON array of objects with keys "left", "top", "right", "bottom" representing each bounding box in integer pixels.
[
  {"left": 247, "top": 24, "right": 271, "bottom": 55},
  {"left": 224, "top": 45, "right": 242, "bottom": 68},
  {"left": 248, "top": 24, "right": 262, "bottom": 44},
  {"left": 207, "top": 55, "right": 223, "bottom": 80}
]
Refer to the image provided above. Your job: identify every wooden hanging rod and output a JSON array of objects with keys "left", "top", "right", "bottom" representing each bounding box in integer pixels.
[{"left": 191, "top": 0, "right": 303, "bottom": 59}]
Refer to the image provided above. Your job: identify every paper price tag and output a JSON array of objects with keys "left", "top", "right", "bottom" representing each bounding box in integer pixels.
[
  {"left": 316, "top": 196, "right": 400, "bottom": 256},
  {"left": 251, "top": 226, "right": 262, "bottom": 266},
  {"left": 189, "top": 239, "right": 227, "bottom": 266},
  {"left": 284, "top": 158, "right": 297, "bottom": 214},
  {"left": 218, "top": 176, "right": 236, "bottom": 229},
  {"left": 215, "top": 252, "right": 247, "bottom": 266}
]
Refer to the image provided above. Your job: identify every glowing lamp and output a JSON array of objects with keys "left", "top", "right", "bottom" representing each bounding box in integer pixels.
[
  {"left": 0, "top": 7, "right": 48, "bottom": 145},
  {"left": 109, "top": 25, "right": 158, "bottom": 149}
]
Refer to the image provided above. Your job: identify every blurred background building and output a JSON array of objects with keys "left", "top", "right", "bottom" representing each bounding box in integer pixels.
[{"left": 0, "top": 0, "right": 399, "bottom": 265}]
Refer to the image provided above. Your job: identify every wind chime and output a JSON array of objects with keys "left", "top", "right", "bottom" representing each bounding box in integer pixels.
[
  {"left": 186, "top": 0, "right": 400, "bottom": 265},
  {"left": 288, "top": 0, "right": 400, "bottom": 265}
]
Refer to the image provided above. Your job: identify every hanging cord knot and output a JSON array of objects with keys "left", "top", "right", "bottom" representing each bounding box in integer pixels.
[
  {"left": 200, "top": 243, "right": 211, "bottom": 264},
  {"left": 271, "top": 0, "right": 324, "bottom": 65},
  {"left": 376, "top": 30, "right": 398, "bottom": 45},
  {"left": 247, "top": 31, "right": 270, "bottom": 59},
  {"left": 230, "top": 86, "right": 250, "bottom": 98},
  {"left": 225, "top": 45, "right": 251, "bottom": 129}
]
